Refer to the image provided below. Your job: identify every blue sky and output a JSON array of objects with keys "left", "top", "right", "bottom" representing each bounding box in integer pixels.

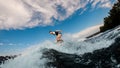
[{"left": 0, "top": 0, "right": 117, "bottom": 55}]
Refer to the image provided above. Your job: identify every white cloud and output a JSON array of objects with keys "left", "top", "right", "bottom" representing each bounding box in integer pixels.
[
  {"left": 0, "top": 43, "right": 4, "bottom": 46},
  {"left": 63, "top": 24, "right": 103, "bottom": 41},
  {"left": 90, "top": 0, "right": 113, "bottom": 8},
  {"left": 72, "top": 24, "right": 103, "bottom": 38},
  {"left": 91, "top": 0, "right": 100, "bottom": 8},
  {"left": 79, "top": 7, "right": 87, "bottom": 15},
  {"left": 0, "top": 0, "right": 116, "bottom": 30},
  {"left": 99, "top": 0, "right": 112, "bottom": 8},
  {"left": 0, "top": 42, "right": 17, "bottom": 46},
  {"left": 8, "top": 43, "right": 16, "bottom": 46}
]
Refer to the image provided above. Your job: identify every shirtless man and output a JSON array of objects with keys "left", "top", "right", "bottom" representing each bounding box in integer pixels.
[{"left": 49, "top": 30, "right": 63, "bottom": 43}]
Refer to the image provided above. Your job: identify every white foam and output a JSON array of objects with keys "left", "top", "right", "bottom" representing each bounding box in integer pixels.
[
  {"left": 0, "top": 26, "right": 120, "bottom": 68},
  {"left": 0, "top": 39, "right": 114, "bottom": 68}
]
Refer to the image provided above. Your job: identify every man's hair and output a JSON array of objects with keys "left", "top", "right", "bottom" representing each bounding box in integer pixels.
[{"left": 49, "top": 31, "right": 52, "bottom": 33}]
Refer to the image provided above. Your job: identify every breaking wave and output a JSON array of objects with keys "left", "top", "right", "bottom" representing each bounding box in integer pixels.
[{"left": 0, "top": 26, "right": 120, "bottom": 68}]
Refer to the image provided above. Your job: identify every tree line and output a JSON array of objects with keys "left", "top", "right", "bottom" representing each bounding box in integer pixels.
[{"left": 100, "top": 0, "right": 120, "bottom": 32}]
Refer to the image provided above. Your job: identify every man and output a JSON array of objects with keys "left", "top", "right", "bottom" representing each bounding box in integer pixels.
[{"left": 49, "top": 30, "right": 63, "bottom": 43}]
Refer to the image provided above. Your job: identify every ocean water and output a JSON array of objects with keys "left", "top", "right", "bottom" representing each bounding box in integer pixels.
[{"left": 0, "top": 26, "right": 120, "bottom": 68}]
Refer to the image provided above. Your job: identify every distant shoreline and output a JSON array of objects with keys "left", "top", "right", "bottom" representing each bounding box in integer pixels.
[{"left": 86, "top": 31, "right": 100, "bottom": 38}]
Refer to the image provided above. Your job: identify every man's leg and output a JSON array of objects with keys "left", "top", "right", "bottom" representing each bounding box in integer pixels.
[{"left": 56, "top": 34, "right": 62, "bottom": 42}]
